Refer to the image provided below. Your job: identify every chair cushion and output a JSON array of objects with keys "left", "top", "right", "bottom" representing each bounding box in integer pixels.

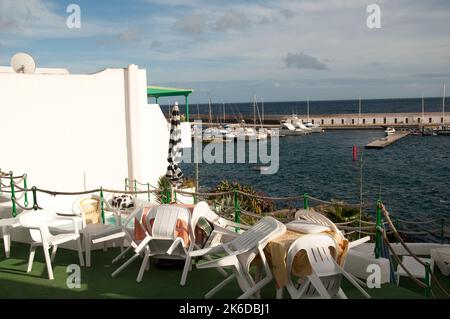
[
  {"left": 135, "top": 206, "right": 191, "bottom": 246},
  {"left": 111, "top": 195, "right": 134, "bottom": 210},
  {"left": 144, "top": 217, "right": 190, "bottom": 247},
  {"left": 49, "top": 220, "right": 84, "bottom": 234},
  {"left": 80, "top": 198, "right": 101, "bottom": 224},
  {"left": 195, "top": 217, "right": 213, "bottom": 247},
  {"left": 286, "top": 220, "right": 331, "bottom": 234}
]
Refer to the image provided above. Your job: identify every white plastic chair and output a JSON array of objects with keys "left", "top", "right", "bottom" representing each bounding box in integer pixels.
[
  {"left": 1, "top": 194, "right": 25, "bottom": 258},
  {"left": 189, "top": 216, "right": 286, "bottom": 299},
  {"left": 294, "top": 209, "right": 370, "bottom": 250},
  {"left": 70, "top": 195, "right": 124, "bottom": 267},
  {"left": 191, "top": 201, "right": 251, "bottom": 249},
  {"left": 19, "top": 210, "right": 85, "bottom": 280},
  {"left": 0, "top": 216, "right": 20, "bottom": 258},
  {"left": 110, "top": 201, "right": 157, "bottom": 273},
  {"left": 113, "top": 204, "right": 194, "bottom": 286},
  {"left": 295, "top": 209, "right": 342, "bottom": 236},
  {"left": 190, "top": 201, "right": 252, "bottom": 277},
  {"left": 286, "top": 234, "right": 370, "bottom": 299}
]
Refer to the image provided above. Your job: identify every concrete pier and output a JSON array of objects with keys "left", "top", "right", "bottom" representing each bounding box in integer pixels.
[
  {"left": 184, "top": 111, "right": 449, "bottom": 129},
  {"left": 365, "top": 131, "right": 410, "bottom": 148}
]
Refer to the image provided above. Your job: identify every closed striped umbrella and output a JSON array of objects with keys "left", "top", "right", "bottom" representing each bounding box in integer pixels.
[{"left": 165, "top": 102, "right": 183, "bottom": 185}]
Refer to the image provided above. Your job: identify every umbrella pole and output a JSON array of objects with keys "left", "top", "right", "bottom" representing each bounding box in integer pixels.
[{"left": 171, "top": 185, "right": 175, "bottom": 203}]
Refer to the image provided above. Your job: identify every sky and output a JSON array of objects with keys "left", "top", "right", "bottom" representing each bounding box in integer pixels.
[{"left": 0, "top": 0, "right": 449, "bottom": 103}]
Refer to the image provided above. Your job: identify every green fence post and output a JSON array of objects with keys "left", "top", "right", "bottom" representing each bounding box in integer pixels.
[
  {"left": 185, "top": 95, "right": 190, "bottom": 122},
  {"left": 23, "top": 174, "right": 29, "bottom": 207},
  {"left": 124, "top": 178, "right": 129, "bottom": 191},
  {"left": 234, "top": 188, "right": 241, "bottom": 228},
  {"left": 374, "top": 200, "right": 382, "bottom": 259},
  {"left": 166, "top": 189, "right": 171, "bottom": 203},
  {"left": 10, "top": 175, "right": 17, "bottom": 217},
  {"left": 303, "top": 192, "right": 309, "bottom": 210},
  {"left": 424, "top": 262, "right": 431, "bottom": 298},
  {"left": 32, "top": 186, "right": 38, "bottom": 210},
  {"left": 174, "top": 190, "right": 177, "bottom": 203},
  {"left": 100, "top": 187, "right": 105, "bottom": 224},
  {"left": 147, "top": 183, "right": 151, "bottom": 202},
  {"left": 134, "top": 180, "right": 137, "bottom": 194}
]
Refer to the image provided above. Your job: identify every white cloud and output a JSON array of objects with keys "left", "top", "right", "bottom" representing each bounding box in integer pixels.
[
  {"left": 213, "top": 11, "right": 250, "bottom": 31},
  {"left": 2, "top": 0, "right": 449, "bottom": 101},
  {"left": 174, "top": 14, "right": 207, "bottom": 34},
  {"left": 284, "top": 53, "right": 328, "bottom": 70},
  {"left": 0, "top": 0, "right": 115, "bottom": 39}
]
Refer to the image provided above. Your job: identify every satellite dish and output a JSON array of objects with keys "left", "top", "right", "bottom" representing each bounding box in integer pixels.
[{"left": 10, "top": 52, "right": 36, "bottom": 74}]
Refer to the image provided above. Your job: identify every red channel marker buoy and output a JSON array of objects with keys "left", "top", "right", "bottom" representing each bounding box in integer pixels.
[{"left": 353, "top": 144, "right": 357, "bottom": 161}]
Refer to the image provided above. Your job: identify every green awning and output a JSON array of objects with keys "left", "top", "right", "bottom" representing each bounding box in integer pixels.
[
  {"left": 147, "top": 86, "right": 193, "bottom": 122},
  {"left": 147, "top": 86, "right": 193, "bottom": 98}
]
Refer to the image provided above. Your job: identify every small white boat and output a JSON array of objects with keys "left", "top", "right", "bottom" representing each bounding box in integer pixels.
[
  {"left": 279, "top": 122, "right": 308, "bottom": 135},
  {"left": 304, "top": 122, "right": 324, "bottom": 133},
  {"left": 385, "top": 127, "right": 396, "bottom": 136}
]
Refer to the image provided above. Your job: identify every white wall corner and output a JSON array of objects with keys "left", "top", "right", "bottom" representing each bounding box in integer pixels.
[{"left": 124, "top": 64, "right": 143, "bottom": 190}]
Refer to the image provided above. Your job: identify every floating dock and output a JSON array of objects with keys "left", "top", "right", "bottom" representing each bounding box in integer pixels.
[{"left": 365, "top": 131, "right": 410, "bottom": 148}]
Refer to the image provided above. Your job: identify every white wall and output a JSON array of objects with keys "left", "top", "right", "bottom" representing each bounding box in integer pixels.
[{"left": 0, "top": 66, "right": 169, "bottom": 211}]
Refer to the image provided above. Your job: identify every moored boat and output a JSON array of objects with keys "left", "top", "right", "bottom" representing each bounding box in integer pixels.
[{"left": 385, "top": 127, "right": 396, "bottom": 136}]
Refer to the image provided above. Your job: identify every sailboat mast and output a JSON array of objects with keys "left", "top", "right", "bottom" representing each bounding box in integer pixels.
[
  {"left": 208, "top": 97, "right": 212, "bottom": 125},
  {"left": 421, "top": 95, "right": 424, "bottom": 124},
  {"left": 443, "top": 83, "right": 446, "bottom": 124},
  {"left": 307, "top": 98, "right": 310, "bottom": 122},
  {"left": 358, "top": 96, "right": 362, "bottom": 125},
  {"left": 253, "top": 95, "right": 256, "bottom": 128},
  {"left": 223, "top": 102, "right": 226, "bottom": 123},
  {"left": 261, "top": 98, "right": 264, "bottom": 125}
]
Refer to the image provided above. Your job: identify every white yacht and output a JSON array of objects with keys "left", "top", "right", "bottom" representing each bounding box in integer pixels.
[
  {"left": 279, "top": 122, "right": 308, "bottom": 135},
  {"left": 284, "top": 115, "right": 312, "bottom": 134},
  {"left": 385, "top": 127, "right": 396, "bottom": 136},
  {"left": 304, "top": 122, "right": 324, "bottom": 133}
]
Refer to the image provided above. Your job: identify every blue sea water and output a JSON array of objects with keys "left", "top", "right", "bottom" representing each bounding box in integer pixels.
[
  {"left": 180, "top": 130, "right": 450, "bottom": 241},
  {"left": 159, "top": 97, "right": 448, "bottom": 118}
]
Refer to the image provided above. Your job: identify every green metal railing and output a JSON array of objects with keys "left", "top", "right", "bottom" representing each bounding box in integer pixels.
[
  {"left": 374, "top": 199, "right": 383, "bottom": 259},
  {"left": 2, "top": 170, "right": 449, "bottom": 246},
  {"left": 10, "top": 175, "right": 17, "bottom": 217},
  {"left": 303, "top": 192, "right": 309, "bottom": 210}
]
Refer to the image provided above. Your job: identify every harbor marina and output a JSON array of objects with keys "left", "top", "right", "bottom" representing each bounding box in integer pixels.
[{"left": 1, "top": 56, "right": 449, "bottom": 300}]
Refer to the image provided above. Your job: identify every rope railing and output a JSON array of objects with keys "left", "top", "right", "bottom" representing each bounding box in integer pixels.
[
  {"left": 0, "top": 171, "right": 27, "bottom": 180},
  {"left": 3, "top": 185, "right": 448, "bottom": 243},
  {"left": 378, "top": 227, "right": 429, "bottom": 290},
  {"left": 335, "top": 220, "right": 359, "bottom": 226},
  {"left": 236, "top": 190, "right": 303, "bottom": 201},
  {"left": 1, "top": 169, "right": 449, "bottom": 243},
  {"left": 396, "top": 218, "right": 442, "bottom": 225},
  {"left": 378, "top": 203, "right": 450, "bottom": 298},
  {"left": 307, "top": 194, "right": 372, "bottom": 209}
]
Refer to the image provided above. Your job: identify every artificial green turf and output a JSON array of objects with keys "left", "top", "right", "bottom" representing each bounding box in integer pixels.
[{"left": 0, "top": 240, "right": 433, "bottom": 299}]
